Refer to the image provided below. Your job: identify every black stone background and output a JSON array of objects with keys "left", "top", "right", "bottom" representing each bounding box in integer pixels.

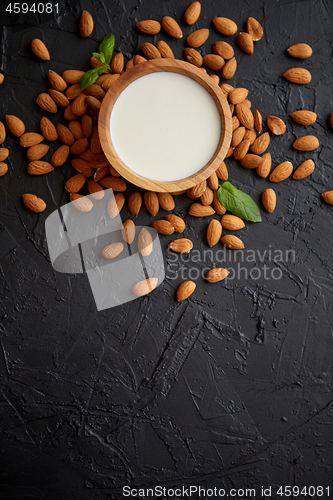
[{"left": 0, "top": 0, "right": 333, "bottom": 499}]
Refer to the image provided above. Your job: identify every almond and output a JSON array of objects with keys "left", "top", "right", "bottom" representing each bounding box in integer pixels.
[
  {"left": 137, "top": 228, "right": 153, "bottom": 256},
  {"left": 108, "top": 193, "right": 125, "bottom": 218},
  {"left": 128, "top": 191, "right": 142, "bottom": 216},
  {"left": 86, "top": 96, "right": 101, "bottom": 112},
  {"left": 62, "top": 70, "right": 85, "bottom": 84},
  {"left": 213, "top": 41, "right": 234, "bottom": 60},
  {"left": 236, "top": 103, "right": 254, "bottom": 129},
  {"left": 269, "top": 161, "right": 293, "bottom": 182},
  {"left": 206, "top": 268, "right": 230, "bottom": 283},
  {"left": 0, "top": 124, "right": 6, "bottom": 144},
  {"left": 28, "top": 160, "right": 54, "bottom": 175},
  {"left": 200, "top": 186, "right": 214, "bottom": 206},
  {"left": 290, "top": 110, "right": 317, "bottom": 125},
  {"left": 221, "top": 214, "right": 245, "bottom": 230},
  {"left": 238, "top": 32, "right": 254, "bottom": 54},
  {"left": 72, "top": 93, "right": 88, "bottom": 116},
  {"left": 287, "top": 43, "right": 312, "bottom": 59},
  {"left": 133, "top": 278, "right": 158, "bottom": 297},
  {"left": 79, "top": 10, "right": 94, "bottom": 37},
  {"left": 19, "top": 133, "right": 44, "bottom": 147},
  {"left": 233, "top": 139, "right": 250, "bottom": 160},
  {"left": 251, "top": 132, "right": 270, "bottom": 155},
  {"left": 64, "top": 103, "right": 79, "bottom": 121},
  {"left": 221, "top": 235, "right": 244, "bottom": 249},
  {"left": 0, "top": 73, "right": 3, "bottom": 85},
  {"left": 66, "top": 84, "right": 81, "bottom": 100},
  {"left": 71, "top": 158, "right": 94, "bottom": 177},
  {"left": 240, "top": 154, "right": 264, "bottom": 169},
  {"left": 293, "top": 135, "right": 319, "bottom": 151},
  {"left": 161, "top": 16, "right": 183, "bottom": 38},
  {"left": 203, "top": 54, "right": 224, "bottom": 71},
  {"left": 51, "top": 145, "right": 69, "bottom": 167},
  {"left": 102, "top": 242, "right": 124, "bottom": 259},
  {"left": 144, "top": 191, "right": 159, "bottom": 216},
  {"left": 254, "top": 110, "right": 262, "bottom": 133},
  {"left": 228, "top": 88, "right": 248, "bottom": 105},
  {"left": 220, "top": 83, "right": 234, "bottom": 96},
  {"left": 322, "top": 191, "right": 333, "bottom": 205},
  {"left": 65, "top": 173, "right": 86, "bottom": 193},
  {"left": 31, "top": 39, "right": 50, "bottom": 60},
  {"left": 293, "top": 159, "right": 315, "bottom": 179},
  {"left": 22, "top": 194, "right": 46, "bottom": 213},
  {"left": 136, "top": 20, "right": 161, "bottom": 34},
  {"left": 283, "top": 68, "right": 312, "bottom": 84},
  {"left": 87, "top": 180, "right": 104, "bottom": 200},
  {"left": 157, "top": 40, "right": 175, "bottom": 59},
  {"left": 246, "top": 17, "right": 263, "bottom": 41},
  {"left": 99, "top": 177, "right": 127, "bottom": 192},
  {"left": 83, "top": 84, "right": 105, "bottom": 99},
  {"left": 208, "top": 172, "right": 219, "bottom": 191},
  {"left": 189, "top": 203, "right": 215, "bottom": 217},
  {"left": 111, "top": 52, "right": 124, "bottom": 74},
  {"left": 56, "top": 124, "right": 75, "bottom": 146},
  {"left": 267, "top": 115, "right": 286, "bottom": 135},
  {"left": 189, "top": 180, "right": 207, "bottom": 198},
  {"left": 213, "top": 17, "right": 237, "bottom": 36},
  {"left": 211, "top": 74, "right": 220, "bottom": 85},
  {"left": 126, "top": 59, "right": 135, "bottom": 70},
  {"left": 186, "top": 28, "right": 209, "bottom": 48},
  {"left": 26, "top": 144, "right": 49, "bottom": 161},
  {"left": 157, "top": 192, "right": 175, "bottom": 211},
  {"left": 244, "top": 128, "right": 257, "bottom": 144},
  {"left": 168, "top": 238, "right": 193, "bottom": 254},
  {"left": 5, "top": 115, "right": 25, "bottom": 137},
  {"left": 0, "top": 162, "right": 8, "bottom": 176},
  {"left": 70, "top": 137, "right": 89, "bottom": 155},
  {"left": 134, "top": 55, "right": 147, "bottom": 65},
  {"left": 184, "top": 47, "right": 203, "bottom": 67},
  {"left": 121, "top": 220, "right": 136, "bottom": 245},
  {"left": 222, "top": 57, "right": 237, "bottom": 79},
  {"left": 0, "top": 148, "right": 9, "bottom": 161},
  {"left": 207, "top": 219, "right": 222, "bottom": 247},
  {"left": 216, "top": 161, "right": 228, "bottom": 180},
  {"left": 176, "top": 281, "right": 196, "bottom": 301},
  {"left": 231, "top": 126, "right": 246, "bottom": 147},
  {"left": 141, "top": 42, "right": 161, "bottom": 60},
  {"left": 48, "top": 70, "right": 67, "bottom": 92},
  {"left": 165, "top": 214, "right": 185, "bottom": 233},
  {"left": 68, "top": 120, "right": 83, "bottom": 140},
  {"left": 48, "top": 89, "right": 70, "bottom": 108},
  {"left": 262, "top": 188, "right": 276, "bottom": 213},
  {"left": 256, "top": 152, "right": 271, "bottom": 178},
  {"left": 225, "top": 146, "right": 234, "bottom": 158},
  {"left": 81, "top": 114, "right": 93, "bottom": 138},
  {"left": 69, "top": 193, "right": 93, "bottom": 212},
  {"left": 150, "top": 220, "right": 175, "bottom": 235},
  {"left": 184, "top": 2, "right": 201, "bottom": 25},
  {"left": 36, "top": 93, "right": 57, "bottom": 113},
  {"left": 94, "top": 166, "right": 108, "bottom": 182}
]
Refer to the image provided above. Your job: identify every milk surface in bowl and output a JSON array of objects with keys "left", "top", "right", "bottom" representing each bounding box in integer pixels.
[{"left": 109, "top": 71, "right": 222, "bottom": 182}]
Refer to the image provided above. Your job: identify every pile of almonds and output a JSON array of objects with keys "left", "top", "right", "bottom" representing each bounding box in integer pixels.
[{"left": 1, "top": 3, "right": 333, "bottom": 302}]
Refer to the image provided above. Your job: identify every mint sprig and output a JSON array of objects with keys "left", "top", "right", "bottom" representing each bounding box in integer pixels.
[
  {"left": 80, "top": 33, "right": 115, "bottom": 91},
  {"left": 217, "top": 182, "right": 262, "bottom": 223}
]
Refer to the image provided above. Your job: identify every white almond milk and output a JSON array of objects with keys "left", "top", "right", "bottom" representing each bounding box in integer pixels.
[{"left": 110, "top": 72, "right": 221, "bottom": 182}]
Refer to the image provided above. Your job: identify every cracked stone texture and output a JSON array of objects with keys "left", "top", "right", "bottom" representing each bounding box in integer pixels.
[{"left": 1, "top": 0, "right": 333, "bottom": 499}]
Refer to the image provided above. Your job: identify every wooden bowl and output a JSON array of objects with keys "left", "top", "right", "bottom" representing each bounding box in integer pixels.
[{"left": 99, "top": 59, "right": 232, "bottom": 193}]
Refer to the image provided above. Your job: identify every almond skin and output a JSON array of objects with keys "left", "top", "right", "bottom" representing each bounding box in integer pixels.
[
  {"left": 240, "top": 154, "right": 264, "bottom": 169},
  {"left": 254, "top": 110, "right": 262, "bottom": 133},
  {"left": 22, "top": 194, "right": 46, "bottom": 213},
  {"left": 79, "top": 10, "right": 94, "bottom": 37},
  {"left": 293, "top": 135, "right": 319, "bottom": 151},
  {"left": 102, "top": 242, "right": 124, "bottom": 259},
  {"left": 228, "top": 88, "right": 248, "bottom": 105},
  {"left": 206, "top": 268, "right": 230, "bottom": 283},
  {"left": 256, "top": 152, "right": 272, "bottom": 178},
  {"left": 128, "top": 191, "right": 142, "bottom": 216},
  {"left": 216, "top": 161, "right": 228, "bottom": 180},
  {"left": 99, "top": 177, "right": 127, "bottom": 192},
  {"left": 107, "top": 193, "right": 125, "bottom": 218},
  {"left": 222, "top": 57, "right": 237, "bottom": 79},
  {"left": 208, "top": 172, "right": 219, "bottom": 191},
  {"left": 200, "top": 186, "right": 214, "bottom": 206},
  {"left": 157, "top": 40, "right": 175, "bottom": 59},
  {"left": 36, "top": 93, "right": 57, "bottom": 113},
  {"left": 203, "top": 54, "right": 225, "bottom": 71},
  {"left": 70, "top": 138, "right": 89, "bottom": 155},
  {"left": 189, "top": 180, "right": 207, "bottom": 198},
  {"left": 65, "top": 173, "right": 86, "bottom": 193},
  {"left": 0, "top": 148, "right": 9, "bottom": 161},
  {"left": 267, "top": 115, "right": 286, "bottom": 135},
  {"left": 136, "top": 20, "right": 161, "bottom": 34},
  {"left": 176, "top": 281, "right": 196, "bottom": 301},
  {"left": 189, "top": 203, "right": 215, "bottom": 217},
  {"left": 157, "top": 192, "right": 175, "bottom": 211},
  {"left": 141, "top": 42, "right": 161, "bottom": 60},
  {"left": 83, "top": 84, "right": 105, "bottom": 99},
  {"left": 238, "top": 32, "right": 254, "bottom": 54},
  {"left": 31, "top": 39, "right": 50, "bottom": 60},
  {"left": 221, "top": 235, "right": 244, "bottom": 249},
  {"left": 213, "top": 17, "right": 237, "bottom": 36},
  {"left": 70, "top": 193, "right": 93, "bottom": 212},
  {"left": 186, "top": 28, "right": 209, "bottom": 48},
  {"left": 150, "top": 220, "right": 175, "bottom": 235},
  {"left": 27, "top": 160, "right": 54, "bottom": 175},
  {"left": 26, "top": 144, "right": 49, "bottom": 161},
  {"left": 283, "top": 68, "right": 312, "bottom": 84},
  {"left": 51, "top": 145, "right": 69, "bottom": 167},
  {"left": 184, "top": 47, "right": 203, "bottom": 67},
  {"left": 161, "top": 16, "right": 183, "bottom": 38},
  {"left": 5, "top": 115, "right": 25, "bottom": 137},
  {"left": 184, "top": 2, "right": 201, "bottom": 25},
  {"left": 233, "top": 139, "right": 250, "bottom": 160},
  {"left": 168, "top": 238, "right": 193, "bottom": 254},
  {"left": 236, "top": 103, "right": 254, "bottom": 129},
  {"left": 287, "top": 43, "right": 312, "bottom": 59},
  {"left": 0, "top": 74, "right": 3, "bottom": 85},
  {"left": 87, "top": 180, "right": 104, "bottom": 200},
  {"left": 111, "top": 53, "right": 124, "bottom": 74},
  {"left": 71, "top": 158, "right": 94, "bottom": 177},
  {"left": 0, "top": 121, "right": 6, "bottom": 144},
  {"left": 62, "top": 70, "right": 85, "bottom": 84},
  {"left": 213, "top": 192, "right": 227, "bottom": 215},
  {"left": 165, "top": 214, "right": 185, "bottom": 233},
  {"left": 269, "top": 161, "right": 293, "bottom": 182},
  {"left": 293, "top": 159, "right": 315, "bottom": 180},
  {"left": 213, "top": 41, "right": 234, "bottom": 60},
  {"left": 231, "top": 126, "right": 246, "bottom": 148},
  {"left": 207, "top": 219, "right": 222, "bottom": 247},
  {"left": 251, "top": 132, "right": 270, "bottom": 155},
  {"left": 322, "top": 191, "right": 333, "bottom": 205},
  {"left": 144, "top": 191, "right": 159, "bottom": 216},
  {"left": 221, "top": 214, "right": 245, "bottom": 231},
  {"left": 138, "top": 228, "right": 153, "bottom": 256},
  {"left": 0, "top": 162, "right": 8, "bottom": 176},
  {"left": 290, "top": 110, "right": 317, "bottom": 125},
  {"left": 56, "top": 124, "right": 75, "bottom": 146},
  {"left": 246, "top": 17, "right": 263, "bottom": 41},
  {"left": 48, "top": 89, "right": 70, "bottom": 107},
  {"left": 19, "top": 133, "right": 44, "bottom": 147},
  {"left": 48, "top": 70, "right": 67, "bottom": 92},
  {"left": 262, "top": 188, "right": 276, "bottom": 213},
  {"left": 133, "top": 278, "right": 158, "bottom": 297},
  {"left": 121, "top": 220, "right": 135, "bottom": 244}
]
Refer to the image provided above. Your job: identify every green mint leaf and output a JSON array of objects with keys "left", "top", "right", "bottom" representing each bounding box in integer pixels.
[
  {"left": 99, "top": 52, "right": 106, "bottom": 63},
  {"left": 92, "top": 52, "right": 106, "bottom": 64},
  {"left": 217, "top": 182, "right": 262, "bottom": 222},
  {"left": 99, "top": 33, "right": 115, "bottom": 65},
  {"left": 80, "top": 66, "right": 106, "bottom": 91}
]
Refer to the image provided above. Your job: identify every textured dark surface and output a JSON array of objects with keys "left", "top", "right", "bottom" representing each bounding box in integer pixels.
[{"left": 1, "top": 0, "right": 333, "bottom": 499}]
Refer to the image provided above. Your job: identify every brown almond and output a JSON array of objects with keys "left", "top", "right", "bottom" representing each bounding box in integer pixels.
[
  {"left": 184, "top": 47, "right": 203, "bottom": 67},
  {"left": 36, "top": 93, "right": 57, "bottom": 113},
  {"left": 134, "top": 55, "right": 148, "bottom": 65},
  {"left": 236, "top": 103, "right": 254, "bottom": 129},
  {"left": 246, "top": 17, "right": 263, "bottom": 41},
  {"left": 244, "top": 128, "right": 257, "bottom": 145},
  {"left": 71, "top": 158, "right": 94, "bottom": 177},
  {"left": 51, "top": 145, "right": 69, "bottom": 167},
  {"left": 208, "top": 172, "right": 219, "bottom": 191},
  {"left": 5, "top": 115, "right": 25, "bottom": 137},
  {"left": 200, "top": 186, "right": 214, "bottom": 206},
  {"left": 222, "top": 57, "right": 237, "bottom": 79},
  {"left": 256, "top": 152, "right": 271, "bottom": 178},
  {"left": 65, "top": 173, "right": 86, "bottom": 193},
  {"left": 72, "top": 93, "right": 88, "bottom": 116},
  {"left": 293, "top": 135, "right": 319, "bottom": 151},
  {"left": 216, "top": 161, "right": 228, "bottom": 180},
  {"left": 83, "top": 84, "right": 105, "bottom": 99},
  {"left": 213, "top": 41, "right": 234, "bottom": 60},
  {"left": 267, "top": 115, "right": 286, "bottom": 135},
  {"left": 161, "top": 16, "right": 183, "bottom": 38},
  {"left": 228, "top": 88, "right": 248, "bottom": 105},
  {"left": 111, "top": 52, "right": 124, "bottom": 74},
  {"left": 221, "top": 214, "right": 245, "bottom": 230},
  {"left": 48, "top": 70, "right": 67, "bottom": 92},
  {"left": 283, "top": 68, "right": 311, "bottom": 84},
  {"left": 189, "top": 180, "right": 207, "bottom": 198},
  {"left": 290, "top": 110, "right": 317, "bottom": 125},
  {"left": 28, "top": 160, "right": 54, "bottom": 175},
  {"left": 128, "top": 191, "right": 142, "bottom": 216},
  {"left": 207, "top": 219, "right": 222, "bottom": 247},
  {"left": 144, "top": 191, "right": 159, "bottom": 216},
  {"left": 0, "top": 148, "right": 9, "bottom": 162},
  {"left": 133, "top": 278, "right": 158, "bottom": 297},
  {"left": 0, "top": 73, "right": 4, "bottom": 85},
  {"left": 203, "top": 54, "right": 225, "bottom": 71},
  {"left": 87, "top": 180, "right": 104, "bottom": 200},
  {"left": 238, "top": 32, "right": 254, "bottom": 54},
  {"left": 94, "top": 166, "right": 108, "bottom": 182},
  {"left": 262, "top": 188, "right": 276, "bottom": 213},
  {"left": 64, "top": 103, "right": 79, "bottom": 121},
  {"left": 141, "top": 42, "right": 161, "bottom": 60},
  {"left": 231, "top": 126, "right": 246, "bottom": 147},
  {"left": 220, "top": 83, "right": 234, "bottom": 96},
  {"left": 99, "top": 176, "right": 127, "bottom": 192},
  {"left": 126, "top": 59, "right": 135, "bottom": 70},
  {"left": 210, "top": 74, "right": 220, "bottom": 85},
  {"left": 157, "top": 192, "right": 175, "bottom": 211},
  {"left": 22, "top": 194, "right": 46, "bottom": 213},
  {"left": 187, "top": 28, "right": 209, "bottom": 48},
  {"left": 79, "top": 10, "right": 94, "bottom": 37},
  {"left": 81, "top": 114, "right": 93, "bottom": 138},
  {"left": 269, "top": 161, "right": 293, "bottom": 182},
  {"left": 26, "top": 144, "right": 49, "bottom": 161},
  {"left": 213, "top": 192, "right": 226, "bottom": 215},
  {"left": 184, "top": 2, "right": 201, "bottom": 25},
  {"left": 221, "top": 235, "right": 244, "bottom": 249},
  {"left": 0, "top": 162, "right": 8, "bottom": 176},
  {"left": 176, "top": 281, "right": 196, "bottom": 301},
  {"left": 138, "top": 228, "right": 153, "bottom": 256},
  {"left": 62, "top": 70, "right": 85, "bottom": 84},
  {"left": 213, "top": 17, "right": 237, "bottom": 36},
  {"left": 70, "top": 138, "right": 89, "bottom": 155},
  {"left": 240, "top": 154, "right": 264, "bottom": 169},
  {"left": 168, "top": 238, "right": 193, "bottom": 254},
  {"left": 322, "top": 191, "right": 333, "bottom": 205},
  {"left": 70, "top": 193, "right": 93, "bottom": 212},
  {"left": 136, "top": 20, "right": 161, "bottom": 34},
  {"left": 19, "top": 133, "right": 44, "bottom": 147},
  {"left": 251, "top": 132, "right": 270, "bottom": 155},
  {"left": 86, "top": 96, "right": 101, "bottom": 112},
  {"left": 225, "top": 146, "right": 234, "bottom": 158},
  {"left": 56, "top": 124, "right": 75, "bottom": 146},
  {"left": 287, "top": 43, "right": 312, "bottom": 59},
  {"left": 254, "top": 110, "right": 262, "bottom": 133},
  {"left": 102, "top": 242, "right": 124, "bottom": 259},
  {"left": 108, "top": 193, "right": 125, "bottom": 218},
  {"left": 165, "top": 214, "right": 185, "bottom": 233},
  {"left": 157, "top": 40, "right": 175, "bottom": 59},
  {"left": 68, "top": 120, "right": 83, "bottom": 139},
  {"left": 233, "top": 139, "right": 250, "bottom": 160},
  {"left": 189, "top": 203, "right": 215, "bottom": 217},
  {"left": 48, "top": 89, "right": 70, "bottom": 107},
  {"left": 206, "top": 268, "right": 230, "bottom": 283},
  {"left": 150, "top": 220, "right": 175, "bottom": 235},
  {"left": 31, "top": 39, "right": 50, "bottom": 60},
  {"left": 293, "top": 159, "right": 315, "bottom": 179},
  {"left": 66, "top": 84, "right": 81, "bottom": 100}
]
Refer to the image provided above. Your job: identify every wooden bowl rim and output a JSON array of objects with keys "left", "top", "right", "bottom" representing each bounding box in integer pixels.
[{"left": 98, "top": 58, "right": 232, "bottom": 193}]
